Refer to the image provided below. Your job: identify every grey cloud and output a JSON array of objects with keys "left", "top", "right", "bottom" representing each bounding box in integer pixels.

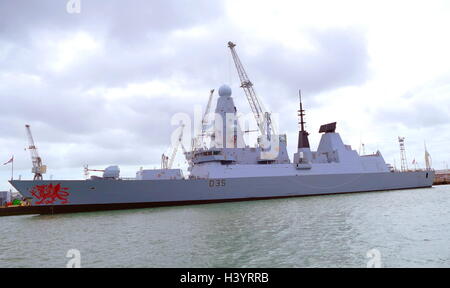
[
  {"left": 65, "top": 26, "right": 370, "bottom": 96},
  {"left": 374, "top": 99, "right": 450, "bottom": 129},
  {"left": 0, "top": 0, "right": 374, "bottom": 172},
  {"left": 0, "top": 0, "right": 222, "bottom": 42},
  {"left": 246, "top": 28, "right": 370, "bottom": 108}
]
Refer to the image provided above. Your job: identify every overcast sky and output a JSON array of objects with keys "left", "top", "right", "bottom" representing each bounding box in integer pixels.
[{"left": 1, "top": 0, "right": 449, "bottom": 189}]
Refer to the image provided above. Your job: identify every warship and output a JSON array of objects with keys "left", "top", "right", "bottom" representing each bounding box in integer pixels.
[{"left": 8, "top": 42, "right": 434, "bottom": 214}]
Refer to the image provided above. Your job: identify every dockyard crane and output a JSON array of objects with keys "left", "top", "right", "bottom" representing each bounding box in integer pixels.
[
  {"left": 25, "top": 124, "right": 47, "bottom": 180},
  {"left": 197, "top": 89, "right": 215, "bottom": 148},
  {"left": 227, "top": 41, "right": 276, "bottom": 142},
  {"left": 161, "top": 123, "right": 186, "bottom": 169},
  {"left": 83, "top": 165, "right": 105, "bottom": 179}
]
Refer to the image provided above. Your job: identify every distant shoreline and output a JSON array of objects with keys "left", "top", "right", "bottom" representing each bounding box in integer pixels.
[{"left": 433, "top": 181, "right": 450, "bottom": 186}]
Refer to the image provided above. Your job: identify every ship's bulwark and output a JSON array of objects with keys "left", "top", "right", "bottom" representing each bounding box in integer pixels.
[{"left": 9, "top": 171, "right": 434, "bottom": 214}]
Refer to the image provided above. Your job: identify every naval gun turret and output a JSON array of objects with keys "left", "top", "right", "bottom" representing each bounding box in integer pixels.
[{"left": 103, "top": 165, "right": 120, "bottom": 179}]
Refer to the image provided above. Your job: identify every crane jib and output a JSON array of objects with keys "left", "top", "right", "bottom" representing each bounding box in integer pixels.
[
  {"left": 227, "top": 41, "right": 276, "bottom": 137},
  {"left": 25, "top": 124, "right": 46, "bottom": 180}
]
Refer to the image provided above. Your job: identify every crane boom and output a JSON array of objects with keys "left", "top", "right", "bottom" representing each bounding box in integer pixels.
[
  {"left": 25, "top": 124, "right": 46, "bottom": 180},
  {"left": 162, "top": 123, "right": 186, "bottom": 169},
  {"left": 227, "top": 41, "right": 275, "bottom": 138},
  {"left": 197, "top": 89, "right": 215, "bottom": 148},
  {"left": 201, "top": 89, "right": 215, "bottom": 136},
  {"left": 168, "top": 124, "right": 185, "bottom": 169}
]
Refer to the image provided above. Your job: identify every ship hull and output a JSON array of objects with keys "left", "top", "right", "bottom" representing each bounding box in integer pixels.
[{"left": 9, "top": 171, "right": 434, "bottom": 214}]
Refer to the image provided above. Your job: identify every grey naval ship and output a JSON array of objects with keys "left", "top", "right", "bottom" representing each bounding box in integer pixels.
[{"left": 9, "top": 42, "right": 434, "bottom": 214}]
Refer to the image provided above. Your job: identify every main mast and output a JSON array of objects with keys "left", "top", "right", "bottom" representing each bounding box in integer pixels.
[
  {"left": 294, "top": 91, "right": 312, "bottom": 167},
  {"left": 297, "top": 90, "right": 310, "bottom": 149}
]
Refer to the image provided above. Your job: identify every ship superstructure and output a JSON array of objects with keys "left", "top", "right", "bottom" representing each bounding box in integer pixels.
[{"left": 186, "top": 84, "right": 389, "bottom": 179}]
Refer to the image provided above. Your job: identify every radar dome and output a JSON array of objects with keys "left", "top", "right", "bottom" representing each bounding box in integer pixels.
[{"left": 218, "top": 84, "right": 232, "bottom": 97}]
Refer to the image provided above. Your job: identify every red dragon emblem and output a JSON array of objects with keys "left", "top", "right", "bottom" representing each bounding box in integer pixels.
[{"left": 30, "top": 183, "right": 70, "bottom": 205}]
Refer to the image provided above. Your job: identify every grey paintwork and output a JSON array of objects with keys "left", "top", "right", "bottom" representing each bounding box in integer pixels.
[{"left": 10, "top": 171, "right": 434, "bottom": 206}]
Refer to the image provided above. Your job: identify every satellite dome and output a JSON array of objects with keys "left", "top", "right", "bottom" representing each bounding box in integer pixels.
[{"left": 218, "top": 84, "right": 232, "bottom": 97}]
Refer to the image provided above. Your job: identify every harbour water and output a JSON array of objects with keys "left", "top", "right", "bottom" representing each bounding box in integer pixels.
[{"left": 0, "top": 185, "right": 449, "bottom": 268}]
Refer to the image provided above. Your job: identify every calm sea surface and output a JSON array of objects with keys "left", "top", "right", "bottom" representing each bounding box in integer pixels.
[{"left": 0, "top": 185, "right": 449, "bottom": 268}]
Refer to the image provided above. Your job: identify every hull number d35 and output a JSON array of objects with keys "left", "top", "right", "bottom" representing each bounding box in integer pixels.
[{"left": 208, "top": 179, "right": 226, "bottom": 187}]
